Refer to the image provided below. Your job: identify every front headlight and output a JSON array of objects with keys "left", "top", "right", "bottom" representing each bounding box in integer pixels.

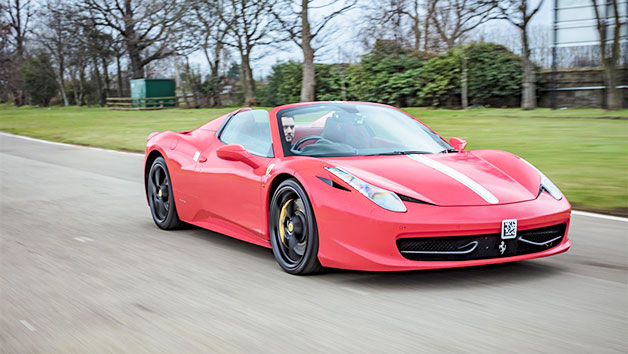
[
  {"left": 520, "top": 159, "right": 563, "bottom": 200},
  {"left": 325, "top": 166, "right": 407, "bottom": 212}
]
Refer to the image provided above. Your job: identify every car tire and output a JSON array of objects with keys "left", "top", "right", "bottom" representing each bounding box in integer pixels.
[
  {"left": 147, "top": 156, "right": 183, "bottom": 230},
  {"left": 269, "top": 179, "right": 323, "bottom": 275}
]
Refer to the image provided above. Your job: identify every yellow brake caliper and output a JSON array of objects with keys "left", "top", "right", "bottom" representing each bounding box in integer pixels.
[{"left": 279, "top": 199, "right": 293, "bottom": 246}]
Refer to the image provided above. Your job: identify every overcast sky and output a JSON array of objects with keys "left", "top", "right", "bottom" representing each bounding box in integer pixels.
[{"left": 188, "top": 0, "right": 554, "bottom": 78}]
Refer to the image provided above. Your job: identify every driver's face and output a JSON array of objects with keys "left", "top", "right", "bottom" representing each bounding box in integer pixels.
[{"left": 281, "top": 117, "right": 295, "bottom": 143}]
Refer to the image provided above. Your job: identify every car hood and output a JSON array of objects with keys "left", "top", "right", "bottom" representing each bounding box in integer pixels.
[{"left": 321, "top": 150, "right": 541, "bottom": 206}]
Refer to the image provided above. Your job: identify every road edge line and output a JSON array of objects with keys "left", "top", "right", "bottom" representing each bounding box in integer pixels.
[
  {"left": 0, "top": 131, "right": 143, "bottom": 156},
  {"left": 571, "top": 210, "right": 628, "bottom": 223},
  {"left": 2, "top": 131, "right": 627, "bottom": 222}
]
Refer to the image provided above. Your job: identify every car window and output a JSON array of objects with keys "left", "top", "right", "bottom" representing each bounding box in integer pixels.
[
  {"left": 220, "top": 109, "right": 273, "bottom": 157},
  {"left": 277, "top": 103, "right": 450, "bottom": 157}
]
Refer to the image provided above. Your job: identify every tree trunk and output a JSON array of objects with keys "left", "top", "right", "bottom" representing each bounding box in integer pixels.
[
  {"left": 70, "top": 69, "right": 80, "bottom": 105},
  {"left": 212, "top": 43, "right": 223, "bottom": 107},
  {"left": 411, "top": 0, "right": 420, "bottom": 51},
  {"left": 423, "top": 0, "right": 437, "bottom": 53},
  {"left": 240, "top": 52, "right": 255, "bottom": 105},
  {"left": 203, "top": 44, "right": 223, "bottom": 107},
  {"left": 412, "top": 21, "right": 421, "bottom": 51},
  {"left": 605, "top": 61, "right": 621, "bottom": 110},
  {"left": 301, "top": 45, "right": 315, "bottom": 102},
  {"left": 521, "top": 28, "right": 536, "bottom": 110},
  {"left": 116, "top": 54, "right": 123, "bottom": 97},
  {"left": 78, "top": 67, "right": 86, "bottom": 106},
  {"left": 461, "top": 48, "right": 468, "bottom": 109},
  {"left": 300, "top": 0, "right": 315, "bottom": 102},
  {"left": 102, "top": 57, "right": 111, "bottom": 97},
  {"left": 57, "top": 62, "right": 69, "bottom": 106},
  {"left": 202, "top": 46, "right": 215, "bottom": 106},
  {"left": 128, "top": 46, "right": 144, "bottom": 79},
  {"left": 92, "top": 57, "right": 104, "bottom": 106},
  {"left": 423, "top": 16, "right": 430, "bottom": 52},
  {"left": 57, "top": 74, "right": 69, "bottom": 107},
  {"left": 184, "top": 57, "right": 199, "bottom": 107}
]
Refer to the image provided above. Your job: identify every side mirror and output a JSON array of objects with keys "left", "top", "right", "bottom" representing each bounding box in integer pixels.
[
  {"left": 216, "top": 144, "right": 260, "bottom": 169},
  {"left": 448, "top": 137, "right": 467, "bottom": 151}
]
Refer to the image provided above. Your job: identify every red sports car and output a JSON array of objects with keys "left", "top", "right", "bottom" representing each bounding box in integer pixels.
[{"left": 144, "top": 101, "right": 571, "bottom": 274}]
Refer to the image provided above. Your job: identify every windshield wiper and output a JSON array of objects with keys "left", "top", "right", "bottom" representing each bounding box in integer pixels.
[
  {"left": 366, "top": 150, "right": 433, "bottom": 156},
  {"left": 439, "top": 148, "right": 459, "bottom": 153}
]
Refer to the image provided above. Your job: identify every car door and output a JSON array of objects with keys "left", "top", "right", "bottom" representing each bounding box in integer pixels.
[{"left": 195, "top": 109, "right": 274, "bottom": 240}]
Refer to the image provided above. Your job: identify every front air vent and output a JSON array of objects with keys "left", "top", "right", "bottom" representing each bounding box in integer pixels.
[
  {"left": 317, "top": 177, "right": 350, "bottom": 191},
  {"left": 397, "top": 194, "right": 435, "bottom": 205}
]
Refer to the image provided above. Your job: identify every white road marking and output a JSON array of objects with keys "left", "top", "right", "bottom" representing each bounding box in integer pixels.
[
  {"left": 4, "top": 132, "right": 627, "bottom": 221},
  {"left": 0, "top": 131, "right": 142, "bottom": 156},
  {"left": 20, "top": 320, "right": 37, "bottom": 331},
  {"left": 74, "top": 237, "right": 94, "bottom": 243},
  {"left": 342, "top": 287, "right": 369, "bottom": 296},
  {"left": 572, "top": 210, "right": 628, "bottom": 223}
]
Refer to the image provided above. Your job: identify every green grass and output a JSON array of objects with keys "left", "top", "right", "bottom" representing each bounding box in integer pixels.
[{"left": 1, "top": 104, "right": 627, "bottom": 215}]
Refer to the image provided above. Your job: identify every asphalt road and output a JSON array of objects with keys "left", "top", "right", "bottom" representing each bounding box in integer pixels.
[{"left": 1, "top": 132, "right": 626, "bottom": 354}]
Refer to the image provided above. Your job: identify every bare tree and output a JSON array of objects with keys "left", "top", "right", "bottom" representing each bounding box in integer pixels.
[
  {"left": 0, "top": 2, "right": 16, "bottom": 102},
  {"left": 187, "top": 0, "right": 232, "bottom": 106},
  {"left": 65, "top": 24, "right": 90, "bottom": 105},
  {"left": 222, "top": 0, "right": 274, "bottom": 105},
  {"left": 84, "top": 18, "right": 114, "bottom": 106},
  {"left": 3, "top": 0, "right": 35, "bottom": 105},
  {"left": 59, "top": 11, "right": 110, "bottom": 106},
  {"left": 38, "top": 0, "right": 72, "bottom": 106},
  {"left": 4, "top": 0, "right": 34, "bottom": 59},
  {"left": 494, "top": 0, "right": 544, "bottom": 110},
  {"left": 423, "top": 0, "right": 439, "bottom": 52},
  {"left": 431, "top": 0, "right": 495, "bottom": 49},
  {"left": 592, "top": 0, "right": 624, "bottom": 110},
  {"left": 111, "top": 39, "right": 126, "bottom": 97},
  {"left": 84, "top": 0, "right": 191, "bottom": 79},
  {"left": 361, "top": 0, "right": 412, "bottom": 50},
  {"left": 360, "top": 0, "right": 443, "bottom": 54},
  {"left": 272, "top": 0, "right": 357, "bottom": 102}
]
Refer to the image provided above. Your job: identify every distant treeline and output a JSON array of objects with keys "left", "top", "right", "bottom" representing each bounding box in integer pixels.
[
  {"left": 256, "top": 42, "right": 523, "bottom": 108},
  {"left": 2, "top": 0, "right": 623, "bottom": 110}
]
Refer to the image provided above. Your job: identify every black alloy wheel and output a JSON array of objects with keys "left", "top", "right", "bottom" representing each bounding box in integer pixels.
[
  {"left": 147, "top": 157, "right": 182, "bottom": 230},
  {"left": 269, "top": 179, "right": 322, "bottom": 275}
]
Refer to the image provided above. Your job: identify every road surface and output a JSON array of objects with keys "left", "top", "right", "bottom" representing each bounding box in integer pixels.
[{"left": 1, "top": 133, "right": 626, "bottom": 353}]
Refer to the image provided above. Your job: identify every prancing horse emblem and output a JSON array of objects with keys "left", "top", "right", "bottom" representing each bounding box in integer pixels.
[{"left": 498, "top": 241, "right": 507, "bottom": 255}]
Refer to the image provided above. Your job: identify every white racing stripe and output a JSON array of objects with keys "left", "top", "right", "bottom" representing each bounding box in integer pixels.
[{"left": 408, "top": 154, "right": 499, "bottom": 204}]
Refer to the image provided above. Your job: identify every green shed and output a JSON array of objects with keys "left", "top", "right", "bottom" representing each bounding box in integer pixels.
[{"left": 130, "top": 78, "right": 176, "bottom": 108}]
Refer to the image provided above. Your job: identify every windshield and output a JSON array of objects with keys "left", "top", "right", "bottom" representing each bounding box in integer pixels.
[{"left": 277, "top": 103, "right": 452, "bottom": 157}]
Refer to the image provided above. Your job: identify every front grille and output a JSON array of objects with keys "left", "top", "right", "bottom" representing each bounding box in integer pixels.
[{"left": 397, "top": 223, "right": 566, "bottom": 261}]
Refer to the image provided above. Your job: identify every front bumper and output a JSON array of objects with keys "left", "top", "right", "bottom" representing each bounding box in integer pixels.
[{"left": 314, "top": 191, "right": 571, "bottom": 271}]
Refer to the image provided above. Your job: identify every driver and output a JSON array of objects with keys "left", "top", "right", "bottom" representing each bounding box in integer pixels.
[{"left": 281, "top": 116, "right": 295, "bottom": 144}]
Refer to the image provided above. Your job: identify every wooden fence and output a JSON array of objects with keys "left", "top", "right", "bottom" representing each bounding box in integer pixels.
[{"left": 106, "top": 97, "right": 180, "bottom": 110}]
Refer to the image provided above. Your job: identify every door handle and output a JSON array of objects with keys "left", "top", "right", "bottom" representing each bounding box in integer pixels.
[{"left": 198, "top": 155, "right": 207, "bottom": 163}]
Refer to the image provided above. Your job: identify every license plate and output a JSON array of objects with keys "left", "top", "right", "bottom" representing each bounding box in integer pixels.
[{"left": 501, "top": 219, "right": 517, "bottom": 240}]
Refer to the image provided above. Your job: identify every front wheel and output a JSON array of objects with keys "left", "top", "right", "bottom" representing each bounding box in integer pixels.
[
  {"left": 269, "top": 179, "right": 322, "bottom": 275},
  {"left": 147, "top": 156, "right": 182, "bottom": 230}
]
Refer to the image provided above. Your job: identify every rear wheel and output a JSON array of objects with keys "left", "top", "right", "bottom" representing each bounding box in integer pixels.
[
  {"left": 147, "top": 157, "right": 182, "bottom": 230},
  {"left": 269, "top": 179, "right": 322, "bottom": 275}
]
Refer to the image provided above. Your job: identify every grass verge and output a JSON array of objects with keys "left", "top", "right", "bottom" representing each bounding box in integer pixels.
[{"left": 1, "top": 105, "right": 627, "bottom": 216}]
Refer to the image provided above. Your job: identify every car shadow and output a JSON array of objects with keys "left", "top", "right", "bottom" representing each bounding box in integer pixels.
[
  {"left": 319, "top": 261, "right": 566, "bottom": 291},
  {"left": 175, "top": 224, "right": 274, "bottom": 261},
  {"left": 169, "top": 225, "right": 567, "bottom": 290}
]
